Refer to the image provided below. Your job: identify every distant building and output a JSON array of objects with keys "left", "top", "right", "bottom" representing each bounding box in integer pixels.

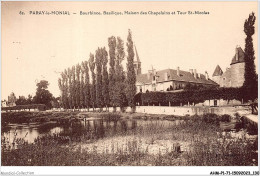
[
  {"left": 212, "top": 46, "right": 245, "bottom": 87},
  {"left": 8, "top": 92, "right": 16, "bottom": 107},
  {"left": 1, "top": 100, "right": 8, "bottom": 107}
]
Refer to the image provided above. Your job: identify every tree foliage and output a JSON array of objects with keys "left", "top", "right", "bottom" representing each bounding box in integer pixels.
[
  {"left": 114, "top": 37, "right": 127, "bottom": 110},
  {"left": 126, "top": 29, "right": 137, "bottom": 111},
  {"left": 89, "top": 53, "right": 96, "bottom": 109},
  {"left": 80, "top": 62, "right": 85, "bottom": 108},
  {"left": 76, "top": 64, "right": 81, "bottom": 108},
  {"left": 71, "top": 66, "right": 76, "bottom": 108},
  {"left": 82, "top": 61, "right": 90, "bottom": 109},
  {"left": 243, "top": 12, "right": 258, "bottom": 101},
  {"left": 95, "top": 48, "right": 103, "bottom": 108},
  {"left": 102, "top": 47, "right": 110, "bottom": 109},
  {"left": 33, "top": 80, "right": 53, "bottom": 108},
  {"left": 108, "top": 36, "right": 117, "bottom": 109}
]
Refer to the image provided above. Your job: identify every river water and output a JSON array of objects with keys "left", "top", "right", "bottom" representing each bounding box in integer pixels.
[{"left": 1, "top": 118, "right": 257, "bottom": 153}]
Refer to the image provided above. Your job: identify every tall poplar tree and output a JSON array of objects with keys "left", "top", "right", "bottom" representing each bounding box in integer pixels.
[
  {"left": 126, "top": 29, "right": 137, "bottom": 112},
  {"left": 58, "top": 77, "right": 64, "bottom": 109},
  {"left": 95, "top": 48, "right": 103, "bottom": 110},
  {"left": 108, "top": 36, "right": 117, "bottom": 111},
  {"left": 243, "top": 12, "right": 258, "bottom": 102},
  {"left": 102, "top": 47, "right": 110, "bottom": 111},
  {"left": 89, "top": 53, "right": 96, "bottom": 111},
  {"left": 60, "top": 72, "right": 66, "bottom": 109},
  {"left": 71, "top": 65, "right": 76, "bottom": 109},
  {"left": 64, "top": 69, "right": 69, "bottom": 109},
  {"left": 82, "top": 61, "right": 90, "bottom": 111},
  {"left": 80, "top": 63, "right": 85, "bottom": 109},
  {"left": 76, "top": 64, "right": 81, "bottom": 109},
  {"left": 115, "top": 37, "right": 127, "bottom": 111},
  {"left": 68, "top": 68, "right": 73, "bottom": 109}
]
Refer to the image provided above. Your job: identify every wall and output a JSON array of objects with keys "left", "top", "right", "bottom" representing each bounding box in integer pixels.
[
  {"left": 196, "top": 99, "right": 242, "bottom": 106},
  {"left": 109, "top": 106, "right": 243, "bottom": 116},
  {"left": 230, "top": 62, "right": 245, "bottom": 87},
  {"left": 157, "top": 81, "right": 173, "bottom": 91}
]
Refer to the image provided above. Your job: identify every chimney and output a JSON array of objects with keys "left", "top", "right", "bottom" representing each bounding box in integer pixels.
[
  {"left": 177, "top": 67, "right": 180, "bottom": 76},
  {"left": 198, "top": 73, "right": 201, "bottom": 79},
  {"left": 194, "top": 69, "right": 197, "bottom": 79},
  {"left": 205, "top": 71, "right": 209, "bottom": 80},
  {"left": 164, "top": 72, "right": 168, "bottom": 81},
  {"left": 236, "top": 46, "right": 239, "bottom": 61},
  {"left": 189, "top": 69, "right": 193, "bottom": 75}
]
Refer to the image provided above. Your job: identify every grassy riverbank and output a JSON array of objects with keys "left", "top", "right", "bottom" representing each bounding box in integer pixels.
[
  {"left": 1, "top": 114, "right": 258, "bottom": 166},
  {"left": 1, "top": 110, "right": 234, "bottom": 124}
]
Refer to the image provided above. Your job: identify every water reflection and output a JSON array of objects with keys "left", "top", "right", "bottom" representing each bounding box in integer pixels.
[
  {"left": 2, "top": 119, "right": 141, "bottom": 145},
  {"left": 2, "top": 118, "right": 256, "bottom": 148}
]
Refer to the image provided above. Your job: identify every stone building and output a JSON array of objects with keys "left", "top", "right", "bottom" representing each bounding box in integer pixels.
[
  {"left": 136, "top": 66, "right": 218, "bottom": 93},
  {"left": 8, "top": 92, "right": 16, "bottom": 107},
  {"left": 134, "top": 45, "right": 246, "bottom": 107},
  {"left": 134, "top": 45, "right": 218, "bottom": 93},
  {"left": 212, "top": 46, "right": 245, "bottom": 88}
]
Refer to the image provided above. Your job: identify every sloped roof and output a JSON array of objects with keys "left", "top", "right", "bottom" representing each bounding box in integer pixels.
[
  {"left": 136, "top": 69, "right": 218, "bottom": 85},
  {"left": 230, "top": 47, "right": 245, "bottom": 65},
  {"left": 212, "top": 65, "right": 223, "bottom": 76}
]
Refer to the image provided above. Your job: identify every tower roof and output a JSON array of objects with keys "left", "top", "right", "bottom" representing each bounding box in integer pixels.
[
  {"left": 212, "top": 65, "right": 223, "bottom": 76},
  {"left": 134, "top": 45, "right": 140, "bottom": 63},
  {"left": 230, "top": 46, "right": 245, "bottom": 65}
]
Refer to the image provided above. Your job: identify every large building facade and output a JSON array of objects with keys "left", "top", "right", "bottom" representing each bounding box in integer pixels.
[
  {"left": 212, "top": 46, "right": 245, "bottom": 88},
  {"left": 134, "top": 45, "right": 218, "bottom": 93},
  {"left": 136, "top": 67, "right": 218, "bottom": 93},
  {"left": 134, "top": 45, "right": 246, "bottom": 106}
]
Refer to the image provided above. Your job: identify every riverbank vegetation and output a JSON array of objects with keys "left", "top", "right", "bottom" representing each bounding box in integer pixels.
[{"left": 2, "top": 112, "right": 258, "bottom": 166}]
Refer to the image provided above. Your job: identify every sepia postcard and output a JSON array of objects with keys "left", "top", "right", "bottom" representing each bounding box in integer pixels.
[{"left": 1, "top": 1, "right": 259, "bottom": 175}]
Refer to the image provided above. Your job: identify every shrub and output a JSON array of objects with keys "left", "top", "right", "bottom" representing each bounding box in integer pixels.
[
  {"left": 202, "top": 113, "right": 219, "bottom": 124},
  {"left": 219, "top": 114, "right": 231, "bottom": 122}
]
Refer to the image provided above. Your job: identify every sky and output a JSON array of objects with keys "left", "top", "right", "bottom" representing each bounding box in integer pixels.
[{"left": 2, "top": 1, "right": 258, "bottom": 100}]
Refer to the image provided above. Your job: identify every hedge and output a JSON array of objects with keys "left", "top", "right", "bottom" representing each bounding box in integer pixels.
[{"left": 136, "top": 87, "right": 245, "bottom": 106}]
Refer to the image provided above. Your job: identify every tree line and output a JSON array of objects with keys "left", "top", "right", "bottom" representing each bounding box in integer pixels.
[
  {"left": 58, "top": 29, "right": 136, "bottom": 112},
  {"left": 10, "top": 80, "right": 56, "bottom": 109}
]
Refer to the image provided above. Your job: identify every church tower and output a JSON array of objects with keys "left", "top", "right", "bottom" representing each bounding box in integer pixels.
[{"left": 133, "top": 45, "right": 142, "bottom": 75}]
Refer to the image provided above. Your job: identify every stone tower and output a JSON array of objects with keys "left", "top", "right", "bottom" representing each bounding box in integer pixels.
[
  {"left": 212, "top": 46, "right": 245, "bottom": 88},
  {"left": 230, "top": 46, "right": 245, "bottom": 87},
  {"left": 133, "top": 45, "right": 141, "bottom": 75}
]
